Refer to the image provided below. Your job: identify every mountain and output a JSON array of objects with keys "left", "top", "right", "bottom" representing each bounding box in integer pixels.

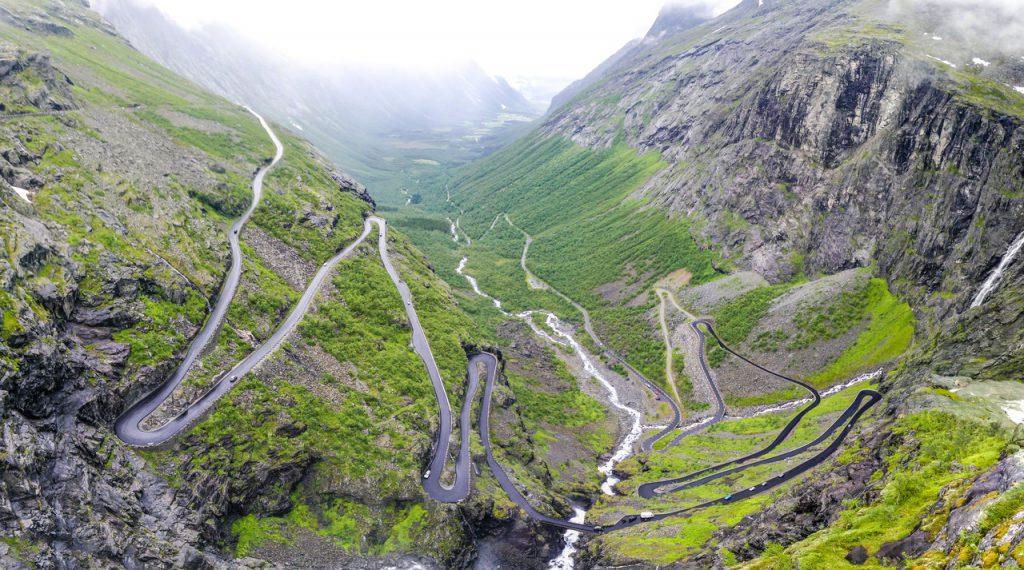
[
  {"left": 548, "top": 2, "right": 716, "bottom": 114},
  {"left": 92, "top": 0, "right": 540, "bottom": 205},
  {"left": 0, "top": 1, "right": 593, "bottom": 567},
  {"left": 5, "top": 0, "right": 1024, "bottom": 568},
  {"left": 440, "top": 0, "right": 1024, "bottom": 566}
]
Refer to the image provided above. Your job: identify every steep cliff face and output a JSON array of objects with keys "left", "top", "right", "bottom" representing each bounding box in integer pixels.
[{"left": 542, "top": 0, "right": 1024, "bottom": 372}]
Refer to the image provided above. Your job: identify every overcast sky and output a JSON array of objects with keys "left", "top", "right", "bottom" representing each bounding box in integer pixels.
[{"left": 100, "top": 0, "right": 740, "bottom": 81}]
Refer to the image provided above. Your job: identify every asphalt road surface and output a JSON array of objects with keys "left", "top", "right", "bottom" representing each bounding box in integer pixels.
[
  {"left": 473, "top": 343, "right": 880, "bottom": 533},
  {"left": 639, "top": 321, "right": 823, "bottom": 498},
  {"left": 373, "top": 215, "right": 475, "bottom": 502},
  {"left": 115, "top": 108, "right": 287, "bottom": 447}
]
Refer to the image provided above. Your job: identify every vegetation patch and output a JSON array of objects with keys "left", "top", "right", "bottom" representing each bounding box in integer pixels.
[
  {"left": 743, "top": 411, "right": 1007, "bottom": 568},
  {"left": 449, "top": 135, "right": 719, "bottom": 383},
  {"left": 707, "top": 284, "right": 792, "bottom": 367},
  {"left": 807, "top": 278, "right": 915, "bottom": 387},
  {"left": 790, "top": 277, "right": 872, "bottom": 349}
]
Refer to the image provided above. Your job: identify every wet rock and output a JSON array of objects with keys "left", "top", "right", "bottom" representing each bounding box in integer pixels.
[
  {"left": 875, "top": 529, "right": 930, "bottom": 563},
  {"left": 846, "top": 545, "right": 868, "bottom": 564},
  {"left": 72, "top": 304, "right": 140, "bottom": 328},
  {"left": 0, "top": 45, "right": 75, "bottom": 110},
  {"left": 331, "top": 170, "right": 375, "bottom": 207}
]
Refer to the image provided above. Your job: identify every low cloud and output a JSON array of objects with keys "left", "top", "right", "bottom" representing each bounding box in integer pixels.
[{"left": 888, "top": 0, "right": 1024, "bottom": 57}]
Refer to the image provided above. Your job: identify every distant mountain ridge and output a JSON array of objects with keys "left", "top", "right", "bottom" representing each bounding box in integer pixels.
[
  {"left": 92, "top": 0, "right": 539, "bottom": 190},
  {"left": 547, "top": 1, "right": 716, "bottom": 113}
]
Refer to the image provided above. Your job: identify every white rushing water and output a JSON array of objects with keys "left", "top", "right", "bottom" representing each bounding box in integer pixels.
[
  {"left": 972, "top": 231, "right": 1024, "bottom": 308},
  {"left": 448, "top": 218, "right": 460, "bottom": 243},
  {"left": 457, "top": 257, "right": 501, "bottom": 310},
  {"left": 455, "top": 255, "right": 646, "bottom": 569},
  {"left": 1003, "top": 400, "right": 1024, "bottom": 424},
  {"left": 548, "top": 507, "right": 587, "bottom": 570},
  {"left": 729, "top": 369, "right": 882, "bottom": 420},
  {"left": 542, "top": 312, "right": 646, "bottom": 496}
]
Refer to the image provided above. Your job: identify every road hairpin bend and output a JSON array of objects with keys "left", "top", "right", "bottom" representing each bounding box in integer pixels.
[{"left": 113, "top": 109, "right": 881, "bottom": 534}]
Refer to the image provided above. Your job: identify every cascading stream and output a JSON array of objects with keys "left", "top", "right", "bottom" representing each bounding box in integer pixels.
[
  {"left": 455, "top": 256, "right": 647, "bottom": 569},
  {"left": 972, "top": 231, "right": 1024, "bottom": 308}
]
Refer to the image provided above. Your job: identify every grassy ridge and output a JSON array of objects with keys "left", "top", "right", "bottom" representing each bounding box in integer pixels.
[{"left": 0, "top": 4, "right": 471, "bottom": 560}]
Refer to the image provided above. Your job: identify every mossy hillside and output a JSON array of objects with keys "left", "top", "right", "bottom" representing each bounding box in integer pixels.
[
  {"left": 706, "top": 283, "right": 793, "bottom": 367},
  {"left": 256, "top": 136, "right": 372, "bottom": 262},
  {"left": 591, "top": 384, "right": 875, "bottom": 566},
  {"left": 0, "top": 0, "right": 378, "bottom": 407},
  {"left": 1, "top": 3, "right": 479, "bottom": 563},
  {"left": 461, "top": 216, "right": 578, "bottom": 316},
  {"left": 807, "top": 278, "right": 915, "bottom": 387},
  {"left": 504, "top": 354, "right": 612, "bottom": 494},
  {"left": 140, "top": 225, "right": 491, "bottom": 561},
  {"left": 705, "top": 276, "right": 915, "bottom": 410},
  {"left": 741, "top": 411, "right": 1009, "bottom": 569}
]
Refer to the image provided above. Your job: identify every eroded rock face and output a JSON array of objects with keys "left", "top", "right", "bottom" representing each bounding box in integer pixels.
[
  {"left": 0, "top": 44, "right": 76, "bottom": 112},
  {"left": 331, "top": 170, "right": 376, "bottom": 209},
  {"left": 542, "top": 0, "right": 1024, "bottom": 330},
  {"left": 0, "top": 228, "right": 229, "bottom": 566}
]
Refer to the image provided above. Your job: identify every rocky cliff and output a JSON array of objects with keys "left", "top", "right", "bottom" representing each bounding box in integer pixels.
[{"left": 543, "top": 0, "right": 1024, "bottom": 325}]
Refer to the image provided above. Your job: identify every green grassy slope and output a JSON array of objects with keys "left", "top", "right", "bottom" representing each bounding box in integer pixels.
[
  {"left": 0, "top": 1, "right": 499, "bottom": 563},
  {"left": 448, "top": 134, "right": 719, "bottom": 385}
]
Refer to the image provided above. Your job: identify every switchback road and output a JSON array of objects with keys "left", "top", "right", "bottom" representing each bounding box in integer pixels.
[{"left": 114, "top": 107, "right": 882, "bottom": 539}]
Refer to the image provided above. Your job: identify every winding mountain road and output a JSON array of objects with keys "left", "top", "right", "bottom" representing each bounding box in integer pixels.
[
  {"left": 457, "top": 221, "right": 881, "bottom": 533},
  {"left": 115, "top": 107, "right": 288, "bottom": 446},
  {"left": 375, "top": 215, "right": 475, "bottom": 501},
  {"left": 472, "top": 339, "right": 881, "bottom": 533},
  {"left": 114, "top": 106, "right": 883, "bottom": 541},
  {"left": 112, "top": 106, "right": 472, "bottom": 493}
]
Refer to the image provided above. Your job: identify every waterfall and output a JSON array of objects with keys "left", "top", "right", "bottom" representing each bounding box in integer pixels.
[{"left": 972, "top": 231, "right": 1024, "bottom": 308}]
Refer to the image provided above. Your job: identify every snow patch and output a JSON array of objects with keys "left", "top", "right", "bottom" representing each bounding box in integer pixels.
[
  {"left": 10, "top": 185, "right": 32, "bottom": 203},
  {"left": 927, "top": 55, "right": 957, "bottom": 68},
  {"left": 972, "top": 57, "right": 991, "bottom": 67},
  {"left": 289, "top": 120, "right": 304, "bottom": 131},
  {"left": 1014, "top": 86, "right": 1024, "bottom": 95}
]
